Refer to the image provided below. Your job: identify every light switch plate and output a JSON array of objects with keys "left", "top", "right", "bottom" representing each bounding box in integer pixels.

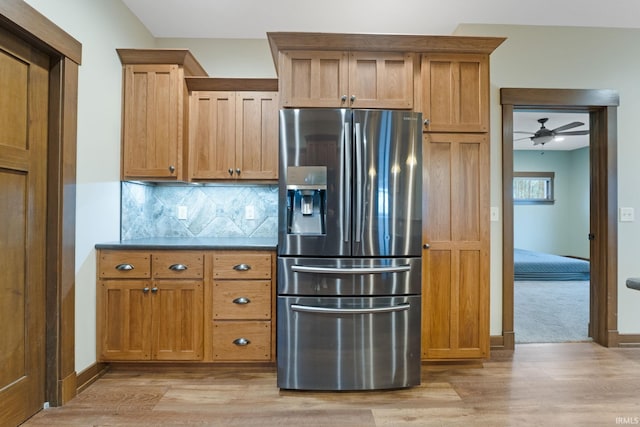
[
  {"left": 619, "top": 207, "right": 635, "bottom": 222},
  {"left": 490, "top": 207, "right": 499, "bottom": 222},
  {"left": 245, "top": 205, "right": 255, "bottom": 220},
  {"left": 177, "top": 205, "right": 188, "bottom": 220}
]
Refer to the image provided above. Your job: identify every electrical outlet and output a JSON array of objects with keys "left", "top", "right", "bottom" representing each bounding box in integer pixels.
[
  {"left": 619, "top": 207, "right": 635, "bottom": 222},
  {"left": 490, "top": 207, "right": 499, "bottom": 222},
  {"left": 245, "top": 205, "right": 255, "bottom": 220},
  {"left": 177, "top": 205, "right": 188, "bottom": 220}
]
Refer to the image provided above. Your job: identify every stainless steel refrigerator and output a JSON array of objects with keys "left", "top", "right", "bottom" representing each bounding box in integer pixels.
[{"left": 277, "top": 108, "right": 423, "bottom": 390}]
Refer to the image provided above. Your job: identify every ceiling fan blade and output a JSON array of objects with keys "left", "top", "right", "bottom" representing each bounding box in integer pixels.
[
  {"left": 514, "top": 136, "right": 532, "bottom": 142},
  {"left": 551, "top": 121, "right": 584, "bottom": 133},
  {"left": 556, "top": 130, "right": 590, "bottom": 136},
  {"left": 514, "top": 131, "right": 535, "bottom": 135}
]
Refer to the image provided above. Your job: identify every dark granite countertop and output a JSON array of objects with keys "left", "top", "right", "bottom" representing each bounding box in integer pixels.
[
  {"left": 95, "top": 237, "right": 277, "bottom": 250},
  {"left": 627, "top": 278, "right": 640, "bottom": 291}
]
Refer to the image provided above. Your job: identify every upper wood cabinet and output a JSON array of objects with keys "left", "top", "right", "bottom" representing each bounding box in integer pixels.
[
  {"left": 421, "top": 53, "right": 489, "bottom": 133},
  {"left": 188, "top": 88, "right": 279, "bottom": 181},
  {"left": 278, "top": 50, "right": 413, "bottom": 109},
  {"left": 117, "top": 49, "right": 207, "bottom": 181}
]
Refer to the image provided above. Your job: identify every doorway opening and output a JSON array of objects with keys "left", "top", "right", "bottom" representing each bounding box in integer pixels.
[
  {"left": 512, "top": 111, "right": 591, "bottom": 343},
  {"left": 500, "top": 88, "right": 619, "bottom": 350}
]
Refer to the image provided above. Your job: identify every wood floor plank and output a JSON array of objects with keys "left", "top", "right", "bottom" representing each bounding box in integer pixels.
[{"left": 22, "top": 343, "right": 640, "bottom": 426}]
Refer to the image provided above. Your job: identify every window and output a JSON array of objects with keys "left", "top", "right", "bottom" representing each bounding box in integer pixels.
[{"left": 513, "top": 172, "right": 555, "bottom": 204}]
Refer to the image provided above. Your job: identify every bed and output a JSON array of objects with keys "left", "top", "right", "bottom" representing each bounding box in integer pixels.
[{"left": 514, "top": 248, "right": 590, "bottom": 281}]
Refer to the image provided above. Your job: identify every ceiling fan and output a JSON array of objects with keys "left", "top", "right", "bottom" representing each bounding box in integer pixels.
[{"left": 514, "top": 117, "right": 589, "bottom": 145}]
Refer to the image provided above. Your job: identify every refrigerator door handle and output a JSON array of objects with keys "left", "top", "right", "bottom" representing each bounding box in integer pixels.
[
  {"left": 344, "top": 121, "right": 351, "bottom": 244},
  {"left": 291, "top": 265, "right": 411, "bottom": 274},
  {"left": 291, "top": 303, "right": 410, "bottom": 315},
  {"left": 354, "top": 122, "right": 363, "bottom": 243}
]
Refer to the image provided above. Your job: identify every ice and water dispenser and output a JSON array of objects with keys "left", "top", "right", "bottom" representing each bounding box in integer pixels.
[{"left": 286, "top": 166, "right": 327, "bottom": 235}]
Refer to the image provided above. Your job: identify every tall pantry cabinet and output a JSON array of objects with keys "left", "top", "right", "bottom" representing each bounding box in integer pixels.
[
  {"left": 420, "top": 52, "right": 493, "bottom": 360},
  {"left": 267, "top": 32, "right": 504, "bottom": 362}
]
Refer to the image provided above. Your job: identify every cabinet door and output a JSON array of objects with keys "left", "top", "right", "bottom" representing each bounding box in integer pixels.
[
  {"left": 421, "top": 133, "right": 489, "bottom": 360},
  {"left": 97, "top": 280, "right": 152, "bottom": 361},
  {"left": 421, "top": 54, "right": 489, "bottom": 132},
  {"left": 188, "top": 91, "right": 236, "bottom": 180},
  {"left": 235, "top": 91, "right": 279, "bottom": 179},
  {"left": 152, "top": 280, "right": 204, "bottom": 361},
  {"left": 349, "top": 51, "right": 413, "bottom": 109},
  {"left": 279, "top": 50, "right": 348, "bottom": 108},
  {"left": 122, "top": 64, "right": 183, "bottom": 180}
]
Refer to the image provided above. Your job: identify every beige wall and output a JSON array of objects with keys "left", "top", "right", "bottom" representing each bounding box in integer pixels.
[{"left": 20, "top": 1, "right": 640, "bottom": 372}]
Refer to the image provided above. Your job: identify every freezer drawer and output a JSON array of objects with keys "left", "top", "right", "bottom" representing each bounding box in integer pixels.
[
  {"left": 278, "top": 256, "right": 421, "bottom": 296},
  {"left": 277, "top": 295, "right": 421, "bottom": 390}
]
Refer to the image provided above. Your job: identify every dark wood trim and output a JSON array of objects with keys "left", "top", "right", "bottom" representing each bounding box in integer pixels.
[
  {"left": 46, "top": 57, "right": 79, "bottom": 405},
  {"left": 617, "top": 334, "right": 640, "bottom": 347},
  {"left": 2, "top": 0, "right": 81, "bottom": 407},
  {"left": 76, "top": 363, "right": 109, "bottom": 394},
  {"left": 0, "top": 0, "right": 81, "bottom": 64},
  {"left": 501, "top": 104, "right": 515, "bottom": 350},
  {"left": 185, "top": 77, "right": 278, "bottom": 92},
  {"left": 267, "top": 32, "right": 506, "bottom": 72},
  {"left": 500, "top": 88, "right": 619, "bottom": 349}
]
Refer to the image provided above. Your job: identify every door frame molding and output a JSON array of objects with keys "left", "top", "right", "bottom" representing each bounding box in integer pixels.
[
  {"left": 1, "top": 0, "right": 81, "bottom": 406},
  {"left": 500, "top": 88, "right": 619, "bottom": 350}
]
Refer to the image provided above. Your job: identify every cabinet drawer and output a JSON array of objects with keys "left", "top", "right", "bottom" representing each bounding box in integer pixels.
[
  {"left": 212, "top": 281, "right": 271, "bottom": 320},
  {"left": 212, "top": 321, "right": 271, "bottom": 361},
  {"left": 213, "top": 252, "right": 272, "bottom": 279},
  {"left": 98, "top": 250, "right": 151, "bottom": 279},
  {"left": 153, "top": 251, "right": 204, "bottom": 279}
]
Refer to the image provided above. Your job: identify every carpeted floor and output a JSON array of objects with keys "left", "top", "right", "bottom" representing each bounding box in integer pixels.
[{"left": 514, "top": 280, "right": 590, "bottom": 343}]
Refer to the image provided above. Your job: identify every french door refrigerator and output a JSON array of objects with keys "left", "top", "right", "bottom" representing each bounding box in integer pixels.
[{"left": 277, "top": 108, "right": 423, "bottom": 390}]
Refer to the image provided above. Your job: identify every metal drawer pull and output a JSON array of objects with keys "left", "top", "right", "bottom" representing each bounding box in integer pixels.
[
  {"left": 233, "top": 297, "right": 251, "bottom": 305},
  {"left": 115, "top": 263, "right": 134, "bottom": 271},
  {"left": 233, "top": 263, "right": 251, "bottom": 271},
  {"left": 169, "top": 263, "right": 188, "bottom": 271},
  {"left": 233, "top": 338, "right": 250, "bottom": 346},
  {"left": 143, "top": 287, "right": 150, "bottom": 293},
  {"left": 291, "top": 303, "right": 410, "bottom": 315},
  {"left": 291, "top": 265, "right": 410, "bottom": 274}
]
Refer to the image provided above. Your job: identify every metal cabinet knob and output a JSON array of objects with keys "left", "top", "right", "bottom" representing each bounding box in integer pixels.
[
  {"left": 350, "top": 95, "right": 356, "bottom": 103},
  {"left": 143, "top": 287, "right": 150, "bottom": 293},
  {"left": 233, "top": 338, "right": 250, "bottom": 346},
  {"left": 341, "top": 95, "right": 347, "bottom": 103},
  {"left": 169, "top": 263, "right": 187, "bottom": 271},
  {"left": 233, "top": 263, "right": 251, "bottom": 271},
  {"left": 233, "top": 297, "right": 251, "bottom": 305},
  {"left": 235, "top": 168, "right": 241, "bottom": 175},
  {"left": 228, "top": 168, "right": 233, "bottom": 176},
  {"left": 151, "top": 287, "right": 158, "bottom": 293},
  {"left": 115, "top": 263, "right": 134, "bottom": 271},
  {"left": 169, "top": 165, "right": 175, "bottom": 173},
  {"left": 423, "top": 243, "right": 430, "bottom": 249},
  {"left": 424, "top": 119, "right": 430, "bottom": 126}
]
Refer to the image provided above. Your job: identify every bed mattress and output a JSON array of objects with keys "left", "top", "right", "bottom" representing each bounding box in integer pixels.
[{"left": 514, "top": 248, "right": 590, "bottom": 281}]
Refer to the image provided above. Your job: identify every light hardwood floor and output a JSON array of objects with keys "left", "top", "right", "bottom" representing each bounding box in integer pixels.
[{"left": 23, "top": 343, "right": 640, "bottom": 426}]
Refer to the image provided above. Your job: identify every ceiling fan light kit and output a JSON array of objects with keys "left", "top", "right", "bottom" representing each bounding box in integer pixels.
[{"left": 514, "top": 117, "right": 589, "bottom": 146}]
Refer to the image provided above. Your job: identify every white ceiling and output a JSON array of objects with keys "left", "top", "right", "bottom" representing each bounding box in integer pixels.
[
  {"left": 120, "top": 0, "right": 640, "bottom": 39},
  {"left": 513, "top": 112, "right": 589, "bottom": 151}
]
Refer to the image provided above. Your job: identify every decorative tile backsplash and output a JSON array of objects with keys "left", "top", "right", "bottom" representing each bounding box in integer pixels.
[{"left": 121, "top": 182, "right": 278, "bottom": 240}]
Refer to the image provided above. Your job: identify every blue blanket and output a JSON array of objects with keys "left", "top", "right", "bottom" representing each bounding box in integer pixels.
[{"left": 514, "top": 248, "right": 590, "bottom": 281}]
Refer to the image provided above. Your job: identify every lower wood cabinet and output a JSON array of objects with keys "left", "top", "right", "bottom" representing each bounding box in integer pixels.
[{"left": 96, "top": 248, "right": 275, "bottom": 363}]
